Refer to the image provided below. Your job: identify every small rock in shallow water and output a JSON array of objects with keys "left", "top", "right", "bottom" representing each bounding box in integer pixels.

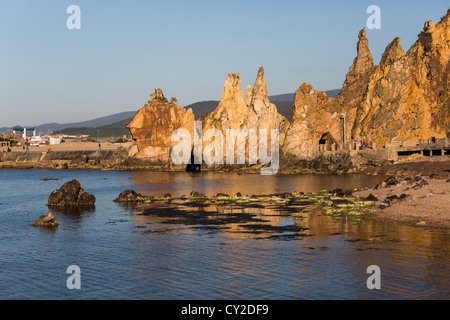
[
  {"left": 114, "top": 190, "right": 143, "bottom": 202},
  {"left": 190, "top": 191, "right": 207, "bottom": 199},
  {"left": 32, "top": 212, "right": 59, "bottom": 227}
]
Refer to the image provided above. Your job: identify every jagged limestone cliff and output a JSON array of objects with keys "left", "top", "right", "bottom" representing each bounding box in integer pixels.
[
  {"left": 283, "top": 9, "right": 449, "bottom": 160},
  {"left": 127, "top": 9, "right": 449, "bottom": 169},
  {"left": 352, "top": 10, "right": 449, "bottom": 145},
  {"left": 282, "top": 83, "right": 341, "bottom": 160},
  {"left": 200, "top": 67, "right": 289, "bottom": 165}
]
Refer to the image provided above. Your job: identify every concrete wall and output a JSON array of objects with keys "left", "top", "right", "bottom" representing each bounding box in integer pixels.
[{"left": 0, "top": 151, "right": 117, "bottom": 169}]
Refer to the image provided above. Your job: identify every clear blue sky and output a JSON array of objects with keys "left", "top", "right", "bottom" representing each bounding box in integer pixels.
[{"left": 0, "top": 0, "right": 448, "bottom": 127}]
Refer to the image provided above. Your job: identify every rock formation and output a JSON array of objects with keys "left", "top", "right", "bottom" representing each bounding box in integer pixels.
[
  {"left": 283, "top": 9, "right": 450, "bottom": 160},
  {"left": 127, "top": 89, "right": 195, "bottom": 163},
  {"left": 47, "top": 180, "right": 95, "bottom": 207},
  {"left": 114, "top": 189, "right": 145, "bottom": 202},
  {"left": 282, "top": 28, "right": 375, "bottom": 161},
  {"left": 124, "top": 9, "right": 449, "bottom": 170},
  {"left": 200, "top": 67, "right": 289, "bottom": 165},
  {"left": 352, "top": 10, "right": 450, "bottom": 146},
  {"left": 32, "top": 212, "right": 59, "bottom": 227},
  {"left": 282, "top": 83, "right": 341, "bottom": 160},
  {"left": 339, "top": 28, "right": 375, "bottom": 143}
]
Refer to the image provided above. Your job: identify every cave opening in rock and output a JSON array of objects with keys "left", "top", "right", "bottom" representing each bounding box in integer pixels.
[
  {"left": 319, "top": 132, "right": 336, "bottom": 145},
  {"left": 319, "top": 132, "right": 337, "bottom": 151}
]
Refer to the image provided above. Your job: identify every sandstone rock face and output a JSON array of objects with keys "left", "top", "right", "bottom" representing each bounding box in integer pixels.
[
  {"left": 282, "top": 29, "right": 374, "bottom": 161},
  {"left": 150, "top": 88, "right": 168, "bottom": 102},
  {"left": 282, "top": 83, "right": 341, "bottom": 160},
  {"left": 283, "top": 9, "right": 449, "bottom": 160},
  {"left": 127, "top": 89, "right": 195, "bottom": 163},
  {"left": 339, "top": 28, "right": 375, "bottom": 143},
  {"left": 200, "top": 67, "right": 289, "bottom": 165},
  {"left": 353, "top": 11, "right": 449, "bottom": 145},
  {"left": 47, "top": 180, "right": 95, "bottom": 207},
  {"left": 124, "top": 10, "right": 448, "bottom": 168}
]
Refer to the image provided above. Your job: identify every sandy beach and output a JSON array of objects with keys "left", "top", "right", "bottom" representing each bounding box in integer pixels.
[
  {"left": 354, "top": 178, "right": 450, "bottom": 231},
  {"left": 354, "top": 156, "right": 450, "bottom": 231}
]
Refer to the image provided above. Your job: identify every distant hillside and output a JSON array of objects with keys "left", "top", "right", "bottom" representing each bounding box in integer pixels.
[
  {"left": 185, "top": 100, "right": 220, "bottom": 119},
  {"left": 272, "top": 101, "right": 294, "bottom": 121},
  {"left": 269, "top": 89, "right": 340, "bottom": 101},
  {"left": 269, "top": 93, "right": 295, "bottom": 101},
  {"left": 0, "top": 111, "right": 137, "bottom": 134},
  {"left": 185, "top": 90, "right": 340, "bottom": 121},
  {"left": 324, "top": 89, "right": 341, "bottom": 98},
  {"left": 54, "top": 118, "right": 133, "bottom": 138}
]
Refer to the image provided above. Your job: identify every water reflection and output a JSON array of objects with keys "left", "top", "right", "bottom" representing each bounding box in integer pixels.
[
  {"left": 48, "top": 206, "right": 96, "bottom": 227},
  {"left": 127, "top": 171, "right": 386, "bottom": 197},
  {"left": 128, "top": 199, "right": 448, "bottom": 246},
  {"left": 126, "top": 199, "right": 449, "bottom": 299},
  {"left": 1, "top": 168, "right": 446, "bottom": 299}
]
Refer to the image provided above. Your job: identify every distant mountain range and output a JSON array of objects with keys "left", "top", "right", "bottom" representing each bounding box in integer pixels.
[
  {"left": 0, "top": 90, "right": 340, "bottom": 136},
  {"left": 0, "top": 111, "right": 138, "bottom": 134},
  {"left": 185, "top": 90, "right": 341, "bottom": 120}
]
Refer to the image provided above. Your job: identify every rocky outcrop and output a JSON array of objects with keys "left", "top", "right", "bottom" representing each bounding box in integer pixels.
[
  {"left": 114, "top": 189, "right": 145, "bottom": 202},
  {"left": 282, "top": 28, "right": 374, "bottom": 161},
  {"left": 339, "top": 28, "right": 375, "bottom": 143},
  {"left": 352, "top": 11, "right": 449, "bottom": 146},
  {"left": 283, "top": 9, "right": 449, "bottom": 160},
  {"left": 282, "top": 83, "right": 341, "bottom": 161},
  {"left": 200, "top": 67, "right": 289, "bottom": 165},
  {"left": 47, "top": 180, "right": 95, "bottom": 207},
  {"left": 150, "top": 88, "right": 168, "bottom": 102},
  {"left": 32, "top": 212, "right": 59, "bottom": 227},
  {"left": 127, "top": 89, "right": 195, "bottom": 164},
  {"left": 121, "top": 10, "right": 448, "bottom": 171}
]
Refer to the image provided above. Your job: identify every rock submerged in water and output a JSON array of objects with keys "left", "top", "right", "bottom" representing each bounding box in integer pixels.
[
  {"left": 32, "top": 212, "right": 59, "bottom": 227},
  {"left": 47, "top": 179, "right": 95, "bottom": 207},
  {"left": 190, "top": 190, "right": 207, "bottom": 199},
  {"left": 114, "top": 189, "right": 144, "bottom": 202}
]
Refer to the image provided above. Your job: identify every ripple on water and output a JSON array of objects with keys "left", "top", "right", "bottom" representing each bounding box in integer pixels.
[{"left": 0, "top": 169, "right": 448, "bottom": 299}]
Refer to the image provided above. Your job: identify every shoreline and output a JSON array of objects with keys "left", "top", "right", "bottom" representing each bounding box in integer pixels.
[
  {"left": 2, "top": 145, "right": 449, "bottom": 231},
  {"left": 111, "top": 157, "right": 450, "bottom": 232},
  {"left": 353, "top": 178, "right": 450, "bottom": 232}
]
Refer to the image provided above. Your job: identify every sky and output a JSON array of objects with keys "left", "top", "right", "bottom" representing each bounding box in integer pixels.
[{"left": 0, "top": 0, "right": 448, "bottom": 127}]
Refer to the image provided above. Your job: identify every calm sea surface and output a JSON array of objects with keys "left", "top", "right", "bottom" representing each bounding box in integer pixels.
[{"left": 0, "top": 169, "right": 448, "bottom": 300}]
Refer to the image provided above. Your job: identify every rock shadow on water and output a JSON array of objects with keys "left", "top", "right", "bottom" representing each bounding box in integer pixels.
[
  {"left": 48, "top": 206, "right": 95, "bottom": 223},
  {"left": 135, "top": 201, "right": 310, "bottom": 240},
  {"left": 116, "top": 201, "right": 141, "bottom": 212}
]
